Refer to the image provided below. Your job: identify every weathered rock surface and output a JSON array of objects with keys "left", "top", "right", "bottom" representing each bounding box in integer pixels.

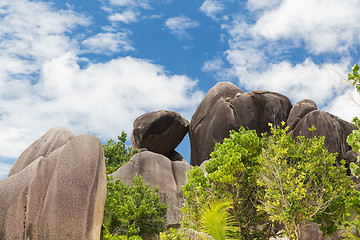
[
  {"left": 286, "top": 99, "right": 317, "bottom": 131},
  {"left": 168, "top": 150, "right": 186, "bottom": 162},
  {"left": 232, "top": 90, "right": 292, "bottom": 134},
  {"left": 189, "top": 82, "right": 244, "bottom": 166},
  {"left": 111, "top": 150, "right": 192, "bottom": 227},
  {"left": 131, "top": 110, "right": 189, "bottom": 158},
  {"left": 291, "top": 110, "right": 357, "bottom": 163},
  {"left": 189, "top": 82, "right": 292, "bottom": 166},
  {"left": 8, "top": 127, "right": 75, "bottom": 176},
  {"left": 0, "top": 132, "right": 106, "bottom": 240}
]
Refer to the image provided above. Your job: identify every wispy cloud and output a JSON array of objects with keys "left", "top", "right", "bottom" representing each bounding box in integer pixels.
[
  {"left": 200, "top": 0, "right": 225, "bottom": 20},
  {"left": 82, "top": 32, "right": 134, "bottom": 54},
  {"left": 108, "top": 10, "right": 139, "bottom": 23},
  {"left": 165, "top": 15, "right": 200, "bottom": 40}
]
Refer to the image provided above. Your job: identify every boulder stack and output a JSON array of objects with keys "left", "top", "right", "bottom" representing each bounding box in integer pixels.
[{"left": 189, "top": 82, "right": 292, "bottom": 166}]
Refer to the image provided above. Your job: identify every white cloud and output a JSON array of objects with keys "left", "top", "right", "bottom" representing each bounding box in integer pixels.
[
  {"left": 0, "top": 0, "right": 89, "bottom": 80},
  {"left": 0, "top": 0, "right": 204, "bottom": 166},
  {"left": 82, "top": 32, "right": 134, "bottom": 54},
  {"left": 202, "top": 57, "right": 224, "bottom": 72},
  {"left": 109, "top": 0, "right": 151, "bottom": 9},
  {"left": 108, "top": 10, "right": 139, "bottom": 23},
  {"left": 165, "top": 15, "right": 200, "bottom": 40},
  {"left": 214, "top": 0, "right": 359, "bottom": 121},
  {"left": 252, "top": 0, "right": 360, "bottom": 54},
  {"left": 326, "top": 88, "right": 360, "bottom": 122},
  {"left": 200, "top": 0, "right": 225, "bottom": 20},
  {"left": 38, "top": 53, "right": 203, "bottom": 138},
  {"left": 246, "top": 0, "right": 282, "bottom": 11}
]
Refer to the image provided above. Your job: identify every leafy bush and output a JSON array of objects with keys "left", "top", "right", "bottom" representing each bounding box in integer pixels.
[
  {"left": 182, "top": 127, "right": 271, "bottom": 239},
  {"left": 102, "top": 175, "right": 167, "bottom": 239},
  {"left": 160, "top": 228, "right": 191, "bottom": 240},
  {"left": 103, "top": 131, "right": 136, "bottom": 174},
  {"left": 101, "top": 132, "right": 166, "bottom": 240},
  {"left": 183, "top": 124, "right": 358, "bottom": 240},
  {"left": 258, "top": 123, "right": 354, "bottom": 239}
]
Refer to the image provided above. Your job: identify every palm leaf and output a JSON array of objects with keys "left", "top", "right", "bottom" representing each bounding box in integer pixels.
[{"left": 199, "top": 200, "right": 239, "bottom": 240}]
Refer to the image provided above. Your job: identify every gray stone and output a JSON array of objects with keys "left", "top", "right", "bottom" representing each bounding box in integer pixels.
[
  {"left": 232, "top": 90, "right": 292, "bottom": 134},
  {"left": 291, "top": 110, "right": 357, "bottom": 163},
  {"left": 132, "top": 110, "right": 189, "bottom": 158},
  {"left": 8, "top": 127, "right": 75, "bottom": 176},
  {"left": 189, "top": 83, "right": 292, "bottom": 166},
  {"left": 111, "top": 151, "right": 192, "bottom": 227},
  {"left": 286, "top": 99, "right": 317, "bottom": 131},
  {"left": 189, "top": 82, "right": 243, "bottom": 166},
  {"left": 0, "top": 133, "right": 106, "bottom": 240}
]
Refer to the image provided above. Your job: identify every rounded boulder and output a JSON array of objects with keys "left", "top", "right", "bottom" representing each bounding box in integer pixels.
[{"left": 131, "top": 110, "right": 189, "bottom": 158}]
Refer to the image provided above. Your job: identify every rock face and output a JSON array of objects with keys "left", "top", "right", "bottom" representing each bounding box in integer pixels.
[
  {"left": 291, "top": 110, "right": 357, "bottom": 163},
  {"left": 111, "top": 151, "right": 192, "bottom": 227},
  {"left": 8, "top": 127, "right": 75, "bottom": 176},
  {"left": 286, "top": 99, "right": 317, "bottom": 131},
  {"left": 0, "top": 130, "right": 106, "bottom": 240},
  {"left": 131, "top": 110, "right": 189, "bottom": 158},
  {"left": 189, "top": 82, "right": 292, "bottom": 166},
  {"left": 189, "top": 82, "right": 244, "bottom": 166},
  {"left": 231, "top": 90, "right": 292, "bottom": 135}
]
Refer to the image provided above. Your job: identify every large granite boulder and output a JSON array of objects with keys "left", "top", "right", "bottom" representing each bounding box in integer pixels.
[
  {"left": 131, "top": 110, "right": 189, "bottom": 158},
  {"left": 8, "top": 127, "right": 75, "bottom": 176},
  {"left": 231, "top": 90, "right": 292, "bottom": 135},
  {"left": 286, "top": 99, "right": 317, "bottom": 131},
  {"left": 291, "top": 110, "right": 357, "bottom": 163},
  {"left": 189, "top": 82, "right": 243, "bottom": 166},
  {"left": 189, "top": 82, "right": 292, "bottom": 166},
  {"left": 111, "top": 150, "right": 192, "bottom": 227},
  {"left": 0, "top": 131, "right": 106, "bottom": 240}
]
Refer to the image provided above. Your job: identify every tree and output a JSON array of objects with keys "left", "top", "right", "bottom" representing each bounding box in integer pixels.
[
  {"left": 182, "top": 124, "right": 358, "bottom": 240},
  {"left": 103, "top": 131, "right": 136, "bottom": 175},
  {"left": 182, "top": 127, "right": 272, "bottom": 240},
  {"left": 102, "top": 175, "right": 167, "bottom": 239},
  {"left": 257, "top": 123, "right": 354, "bottom": 239},
  {"left": 101, "top": 132, "right": 166, "bottom": 240}
]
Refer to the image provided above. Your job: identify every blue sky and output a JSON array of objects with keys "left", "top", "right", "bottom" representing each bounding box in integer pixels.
[{"left": 1, "top": 0, "right": 360, "bottom": 179}]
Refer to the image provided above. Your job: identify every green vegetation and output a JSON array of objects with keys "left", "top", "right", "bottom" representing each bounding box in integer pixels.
[
  {"left": 100, "top": 64, "right": 360, "bottom": 239},
  {"left": 182, "top": 124, "right": 359, "bottom": 240},
  {"left": 258, "top": 124, "right": 354, "bottom": 239},
  {"left": 199, "top": 200, "right": 239, "bottom": 240},
  {"left": 101, "top": 132, "right": 167, "bottom": 240},
  {"left": 103, "top": 131, "right": 137, "bottom": 175},
  {"left": 103, "top": 175, "right": 167, "bottom": 239}
]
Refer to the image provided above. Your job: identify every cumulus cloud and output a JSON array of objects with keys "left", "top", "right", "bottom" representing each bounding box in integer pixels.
[
  {"left": 0, "top": 0, "right": 204, "bottom": 178},
  {"left": 326, "top": 88, "right": 360, "bottom": 121},
  {"left": 38, "top": 53, "right": 203, "bottom": 138},
  {"left": 227, "top": 54, "right": 347, "bottom": 106},
  {"left": 251, "top": 0, "right": 360, "bottom": 54},
  {"left": 200, "top": 0, "right": 225, "bottom": 20},
  {"left": 82, "top": 32, "right": 134, "bottom": 54},
  {"left": 165, "top": 15, "right": 200, "bottom": 40},
  {"left": 208, "top": 0, "right": 359, "bottom": 119}
]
